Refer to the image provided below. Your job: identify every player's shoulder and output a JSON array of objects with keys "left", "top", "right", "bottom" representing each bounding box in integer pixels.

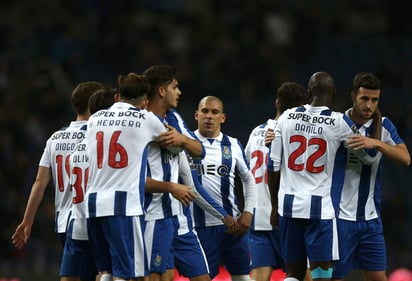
[
  {"left": 48, "top": 124, "right": 70, "bottom": 138},
  {"left": 382, "top": 116, "right": 396, "bottom": 129},
  {"left": 221, "top": 133, "right": 245, "bottom": 149}
]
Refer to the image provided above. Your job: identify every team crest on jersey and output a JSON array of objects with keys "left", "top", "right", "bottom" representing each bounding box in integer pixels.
[
  {"left": 154, "top": 255, "right": 162, "bottom": 267},
  {"left": 222, "top": 146, "right": 231, "bottom": 159}
]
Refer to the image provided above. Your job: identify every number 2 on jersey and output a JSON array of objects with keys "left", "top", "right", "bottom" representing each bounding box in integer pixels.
[
  {"left": 250, "top": 150, "right": 268, "bottom": 184},
  {"left": 288, "top": 135, "right": 326, "bottom": 173},
  {"left": 96, "top": 131, "right": 128, "bottom": 169}
]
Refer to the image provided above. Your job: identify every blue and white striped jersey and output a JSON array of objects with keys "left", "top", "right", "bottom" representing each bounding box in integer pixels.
[
  {"left": 39, "top": 120, "right": 87, "bottom": 233},
  {"left": 86, "top": 102, "right": 168, "bottom": 218},
  {"left": 332, "top": 110, "right": 405, "bottom": 221},
  {"left": 145, "top": 109, "right": 225, "bottom": 224},
  {"left": 245, "top": 119, "right": 276, "bottom": 231},
  {"left": 144, "top": 143, "right": 181, "bottom": 221},
  {"left": 192, "top": 131, "right": 257, "bottom": 227},
  {"left": 270, "top": 105, "right": 359, "bottom": 219},
  {"left": 144, "top": 109, "right": 196, "bottom": 222}
]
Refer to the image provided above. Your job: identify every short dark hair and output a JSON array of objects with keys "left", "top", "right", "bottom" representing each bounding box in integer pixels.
[
  {"left": 143, "top": 65, "right": 178, "bottom": 98},
  {"left": 352, "top": 72, "right": 382, "bottom": 94},
  {"left": 117, "top": 72, "right": 150, "bottom": 100},
  {"left": 88, "top": 88, "right": 117, "bottom": 114},
  {"left": 71, "top": 81, "right": 105, "bottom": 115},
  {"left": 277, "top": 82, "right": 306, "bottom": 113}
]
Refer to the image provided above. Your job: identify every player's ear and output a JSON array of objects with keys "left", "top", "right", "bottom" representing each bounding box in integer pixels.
[
  {"left": 351, "top": 91, "right": 356, "bottom": 102},
  {"left": 159, "top": 86, "right": 166, "bottom": 98},
  {"left": 194, "top": 110, "right": 199, "bottom": 120},
  {"left": 220, "top": 112, "right": 226, "bottom": 124}
]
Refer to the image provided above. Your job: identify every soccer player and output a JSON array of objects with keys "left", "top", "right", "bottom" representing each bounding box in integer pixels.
[
  {"left": 142, "top": 65, "right": 237, "bottom": 281},
  {"left": 269, "top": 72, "right": 375, "bottom": 281},
  {"left": 192, "top": 95, "right": 257, "bottom": 281},
  {"left": 245, "top": 82, "right": 306, "bottom": 281},
  {"left": 331, "top": 72, "right": 410, "bottom": 281},
  {"left": 85, "top": 73, "right": 173, "bottom": 281},
  {"left": 61, "top": 88, "right": 117, "bottom": 281},
  {"left": 12, "top": 81, "right": 104, "bottom": 250}
]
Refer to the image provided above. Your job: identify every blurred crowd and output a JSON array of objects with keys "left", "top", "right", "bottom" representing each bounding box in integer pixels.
[{"left": 1, "top": 0, "right": 411, "bottom": 279}]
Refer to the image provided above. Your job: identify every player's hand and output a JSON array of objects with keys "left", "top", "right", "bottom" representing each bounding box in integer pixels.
[
  {"left": 346, "top": 135, "right": 379, "bottom": 150},
  {"left": 222, "top": 215, "right": 240, "bottom": 234},
  {"left": 264, "top": 128, "right": 275, "bottom": 147},
  {"left": 11, "top": 222, "right": 32, "bottom": 249},
  {"left": 270, "top": 207, "right": 279, "bottom": 229},
  {"left": 157, "top": 125, "right": 186, "bottom": 147},
  {"left": 170, "top": 183, "right": 197, "bottom": 206},
  {"left": 235, "top": 212, "right": 252, "bottom": 235}
]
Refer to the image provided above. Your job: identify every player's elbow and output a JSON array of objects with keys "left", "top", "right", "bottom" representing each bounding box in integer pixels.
[{"left": 403, "top": 155, "right": 411, "bottom": 166}]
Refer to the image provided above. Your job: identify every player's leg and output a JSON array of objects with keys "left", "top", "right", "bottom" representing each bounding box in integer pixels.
[
  {"left": 195, "top": 225, "right": 225, "bottom": 279},
  {"left": 160, "top": 236, "right": 177, "bottom": 281},
  {"left": 160, "top": 269, "right": 175, "bottom": 281},
  {"left": 249, "top": 229, "right": 284, "bottom": 281},
  {"left": 174, "top": 229, "right": 212, "bottom": 281},
  {"left": 279, "top": 217, "right": 308, "bottom": 281},
  {"left": 358, "top": 219, "right": 387, "bottom": 281},
  {"left": 60, "top": 237, "right": 98, "bottom": 281},
  {"left": 306, "top": 219, "right": 338, "bottom": 281},
  {"left": 332, "top": 219, "right": 362, "bottom": 281},
  {"left": 223, "top": 230, "right": 251, "bottom": 281},
  {"left": 144, "top": 217, "right": 176, "bottom": 281},
  {"left": 103, "top": 216, "right": 147, "bottom": 280},
  {"left": 87, "top": 218, "right": 113, "bottom": 280}
]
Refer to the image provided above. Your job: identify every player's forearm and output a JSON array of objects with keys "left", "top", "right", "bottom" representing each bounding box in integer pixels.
[
  {"left": 145, "top": 177, "right": 174, "bottom": 193},
  {"left": 241, "top": 176, "right": 257, "bottom": 214},
  {"left": 267, "top": 170, "right": 280, "bottom": 209},
  {"left": 181, "top": 137, "right": 204, "bottom": 158},
  {"left": 376, "top": 142, "right": 411, "bottom": 166},
  {"left": 22, "top": 184, "right": 46, "bottom": 224}
]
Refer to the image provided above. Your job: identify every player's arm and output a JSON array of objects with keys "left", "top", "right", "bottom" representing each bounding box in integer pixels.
[
  {"left": 234, "top": 141, "right": 257, "bottom": 235},
  {"left": 268, "top": 129, "right": 282, "bottom": 228},
  {"left": 369, "top": 106, "right": 382, "bottom": 140},
  {"left": 375, "top": 142, "right": 410, "bottom": 165},
  {"left": 157, "top": 124, "right": 204, "bottom": 158},
  {"left": 267, "top": 170, "right": 280, "bottom": 228},
  {"left": 145, "top": 177, "right": 196, "bottom": 206},
  {"left": 347, "top": 136, "right": 410, "bottom": 166},
  {"left": 178, "top": 153, "right": 239, "bottom": 233},
  {"left": 12, "top": 166, "right": 51, "bottom": 249}
]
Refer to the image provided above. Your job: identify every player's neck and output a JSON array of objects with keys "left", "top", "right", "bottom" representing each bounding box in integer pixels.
[
  {"left": 147, "top": 100, "right": 167, "bottom": 117},
  {"left": 348, "top": 108, "right": 368, "bottom": 126},
  {"left": 76, "top": 113, "right": 89, "bottom": 121}
]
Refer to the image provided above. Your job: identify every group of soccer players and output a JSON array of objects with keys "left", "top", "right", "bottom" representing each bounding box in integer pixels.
[{"left": 11, "top": 67, "right": 410, "bottom": 281}]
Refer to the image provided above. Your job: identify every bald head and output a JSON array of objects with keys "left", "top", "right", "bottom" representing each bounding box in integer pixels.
[
  {"left": 195, "top": 95, "right": 226, "bottom": 138},
  {"left": 308, "top": 72, "right": 336, "bottom": 106},
  {"left": 197, "top": 96, "right": 224, "bottom": 111}
]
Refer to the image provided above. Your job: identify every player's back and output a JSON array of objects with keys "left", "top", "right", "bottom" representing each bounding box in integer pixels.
[
  {"left": 86, "top": 102, "right": 167, "bottom": 218},
  {"left": 272, "top": 105, "right": 356, "bottom": 219},
  {"left": 67, "top": 138, "right": 89, "bottom": 240},
  {"left": 245, "top": 119, "right": 275, "bottom": 230},
  {"left": 39, "top": 120, "right": 87, "bottom": 233}
]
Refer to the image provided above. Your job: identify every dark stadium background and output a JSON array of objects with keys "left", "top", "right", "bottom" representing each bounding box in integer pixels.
[{"left": 1, "top": 1, "right": 411, "bottom": 280}]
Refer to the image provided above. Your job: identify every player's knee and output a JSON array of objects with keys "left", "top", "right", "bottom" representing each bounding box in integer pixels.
[
  {"left": 311, "top": 267, "right": 333, "bottom": 279},
  {"left": 231, "top": 274, "right": 251, "bottom": 281}
]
